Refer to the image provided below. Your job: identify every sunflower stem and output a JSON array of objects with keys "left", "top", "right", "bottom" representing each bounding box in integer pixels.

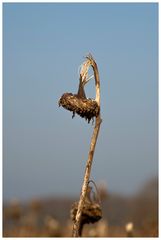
[{"left": 72, "top": 54, "right": 102, "bottom": 237}]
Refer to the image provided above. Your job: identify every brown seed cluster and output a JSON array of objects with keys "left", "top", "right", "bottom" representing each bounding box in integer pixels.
[
  {"left": 58, "top": 93, "right": 100, "bottom": 123},
  {"left": 70, "top": 201, "right": 102, "bottom": 225}
]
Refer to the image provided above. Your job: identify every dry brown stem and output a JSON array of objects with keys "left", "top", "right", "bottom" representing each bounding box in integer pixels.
[{"left": 72, "top": 54, "right": 102, "bottom": 237}]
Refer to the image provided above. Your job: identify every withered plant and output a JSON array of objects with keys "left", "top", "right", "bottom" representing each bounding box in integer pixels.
[{"left": 59, "top": 54, "right": 102, "bottom": 237}]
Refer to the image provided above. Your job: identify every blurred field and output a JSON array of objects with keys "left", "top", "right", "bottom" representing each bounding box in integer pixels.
[{"left": 3, "top": 178, "right": 158, "bottom": 237}]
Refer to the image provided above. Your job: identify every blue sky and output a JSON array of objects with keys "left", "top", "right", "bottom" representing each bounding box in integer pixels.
[{"left": 3, "top": 3, "right": 158, "bottom": 200}]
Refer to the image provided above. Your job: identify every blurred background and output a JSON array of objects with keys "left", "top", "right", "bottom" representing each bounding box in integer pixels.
[{"left": 3, "top": 3, "right": 158, "bottom": 237}]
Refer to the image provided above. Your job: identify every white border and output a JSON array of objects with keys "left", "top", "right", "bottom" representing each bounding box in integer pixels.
[{"left": 1, "top": 1, "right": 159, "bottom": 239}]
